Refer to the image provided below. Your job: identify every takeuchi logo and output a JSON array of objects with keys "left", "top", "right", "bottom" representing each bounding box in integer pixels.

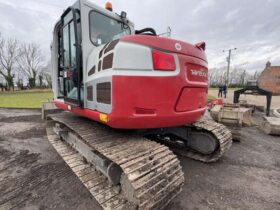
[{"left": 190, "top": 69, "right": 207, "bottom": 78}]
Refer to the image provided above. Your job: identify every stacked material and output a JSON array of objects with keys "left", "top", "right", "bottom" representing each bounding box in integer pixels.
[
  {"left": 273, "top": 108, "right": 280, "bottom": 118},
  {"left": 210, "top": 103, "right": 253, "bottom": 141},
  {"left": 261, "top": 117, "right": 280, "bottom": 136},
  {"left": 210, "top": 104, "right": 252, "bottom": 126}
]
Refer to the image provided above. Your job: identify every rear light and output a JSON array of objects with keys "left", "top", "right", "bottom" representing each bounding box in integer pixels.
[{"left": 152, "top": 50, "right": 176, "bottom": 71}]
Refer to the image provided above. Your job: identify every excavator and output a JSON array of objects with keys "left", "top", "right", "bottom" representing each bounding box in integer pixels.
[{"left": 46, "top": 0, "right": 232, "bottom": 209}]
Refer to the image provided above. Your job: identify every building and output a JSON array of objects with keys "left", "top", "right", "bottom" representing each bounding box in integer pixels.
[{"left": 258, "top": 61, "right": 280, "bottom": 96}]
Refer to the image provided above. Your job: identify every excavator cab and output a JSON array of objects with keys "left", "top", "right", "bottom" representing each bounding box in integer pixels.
[{"left": 52, "top": 0, "right": 133, "bottom": 108}]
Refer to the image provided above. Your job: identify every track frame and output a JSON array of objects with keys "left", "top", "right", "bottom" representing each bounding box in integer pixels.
[{"left": 46, "top": 112, "right": 184, "bottom": 210}]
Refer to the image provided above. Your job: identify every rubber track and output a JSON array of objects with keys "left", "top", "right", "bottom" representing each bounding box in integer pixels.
[
  {"left": 171, "top": 120, "right": 233, "bottom": 163},
  {"left": 46, "top": 113, "right": 184, "bottom": 210}
]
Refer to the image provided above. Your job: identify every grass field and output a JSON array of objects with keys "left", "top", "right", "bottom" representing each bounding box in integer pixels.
[
  {"left": 0, "top": 89, "right": 216, "bottom": 109},
  {"left": 207, "top": 95, "right": 216, "bottom": 102},
  {"left": 0, "top": 89, "right": 53, "bottom": 108}
]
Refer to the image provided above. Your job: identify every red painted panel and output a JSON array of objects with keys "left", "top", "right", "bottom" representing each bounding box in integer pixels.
[
  {"left": 110, "top": 75, "right": 207, "bottom": 128},
  {"left": 175, "top": 88, "right": 207, "bottom": 112}
]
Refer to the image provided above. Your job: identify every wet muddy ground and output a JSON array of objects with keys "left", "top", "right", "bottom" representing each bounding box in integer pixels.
[{"left": 0, "top": 109, "right": 279, "bottom": 210}]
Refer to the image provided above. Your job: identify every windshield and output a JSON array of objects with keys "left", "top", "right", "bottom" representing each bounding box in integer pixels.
[{"left": 89, "top": 11, "right": 131, "bottom": 46}]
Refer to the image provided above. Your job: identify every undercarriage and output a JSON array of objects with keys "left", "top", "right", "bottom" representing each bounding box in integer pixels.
[
  {"left": 142, "top": 120, "right": 232, "bottom": 163},
  {"left": 46, "top": 112, "right": 232, "bottom": 210}
]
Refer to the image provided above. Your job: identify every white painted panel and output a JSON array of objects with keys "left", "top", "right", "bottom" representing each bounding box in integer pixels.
[{"left": 113, "top": 42, "right": 153, "bottom": 70}]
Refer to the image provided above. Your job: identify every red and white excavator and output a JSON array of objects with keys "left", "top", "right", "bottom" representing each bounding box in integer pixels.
[{"left": 46, "top": 1, "right": 232, "bottom": 209}]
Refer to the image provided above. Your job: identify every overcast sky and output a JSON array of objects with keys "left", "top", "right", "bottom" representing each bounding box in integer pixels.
[{"left": 0, "top": 0, "right": 279, "bottom": 72}]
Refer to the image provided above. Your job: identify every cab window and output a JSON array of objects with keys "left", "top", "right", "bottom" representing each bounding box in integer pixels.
[
  {"left": 62, "top": 12, "right": 78, "bottom": 68},
  {"left": 89, "top": 11, "right": 130, "bottom": 46}
]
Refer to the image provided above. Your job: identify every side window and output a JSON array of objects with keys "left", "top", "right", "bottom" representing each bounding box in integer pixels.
[
  {"left": 58, "top": 31, "right": 63, "bottom": 69},
  {"left": 63, "top": 25, "right": 70, "bottom": 67},
  {"left": 62, "top": 12, "right": 77, "bottom": 68},
  {"left": 69, "top": 21, "right": 76, "bottom": 67}
]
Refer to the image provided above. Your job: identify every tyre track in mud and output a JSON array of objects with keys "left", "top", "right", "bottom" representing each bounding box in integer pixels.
[
  {"left": 0, "top": 111, "right": 101, "bottom": 210},
  {"left": 0, "top": 114, "right": 50, "bottom": 209},
  {"left": 0, "top": 163, "right": 70, "bottom": 209}
]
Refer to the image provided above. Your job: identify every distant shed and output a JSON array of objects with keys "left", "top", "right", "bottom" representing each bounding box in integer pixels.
[{"left": 258, "top": 61, "right": 280, "bottom": 96}]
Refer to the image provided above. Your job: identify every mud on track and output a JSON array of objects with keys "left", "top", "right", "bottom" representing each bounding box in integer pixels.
[{"left": 0, "top": 108, "right": 280, "bottom": 210}]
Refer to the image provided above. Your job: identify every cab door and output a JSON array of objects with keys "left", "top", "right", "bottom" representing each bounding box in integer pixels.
[{"left": 60, "top": 8, "right": 82, "bottom": 106}]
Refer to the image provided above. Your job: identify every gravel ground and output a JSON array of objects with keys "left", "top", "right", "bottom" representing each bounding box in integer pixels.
[{"left": 0, "top": 108, "right": 279, "bottom": 210}]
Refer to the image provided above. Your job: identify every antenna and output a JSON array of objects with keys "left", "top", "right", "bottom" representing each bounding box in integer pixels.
[{"left": 158, "top": 26, "right": 172, "bottom": 38}]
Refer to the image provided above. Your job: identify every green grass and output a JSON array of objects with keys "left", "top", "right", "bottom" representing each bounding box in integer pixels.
[
  {"left": 207, "top": 95, "right": 216, "bottom": 102},
  {"left": 0, "top": 89, "right": 216, "bottom": 109},
  {"left": 0, "top": 90, "right": 53, "bottom": 108}
]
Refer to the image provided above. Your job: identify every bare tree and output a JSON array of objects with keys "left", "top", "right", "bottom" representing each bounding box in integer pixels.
[
  {"left": 42, "top": 60, "right": 52, "bottom": 88},
  {"left": 0, "top": 34, "right": 19, "bottom": 90},
  {"left": 208, "top": 67, "right": 227, "bottom": 86},
  {"left": 208, "top": 68, "right": 215, "bottom": 86},
  {"left": 44, "top": 72, "right": 52, "bottom": 88},
  {"left": 17, "top": 43, "right": 44, "bottom": 88}
]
